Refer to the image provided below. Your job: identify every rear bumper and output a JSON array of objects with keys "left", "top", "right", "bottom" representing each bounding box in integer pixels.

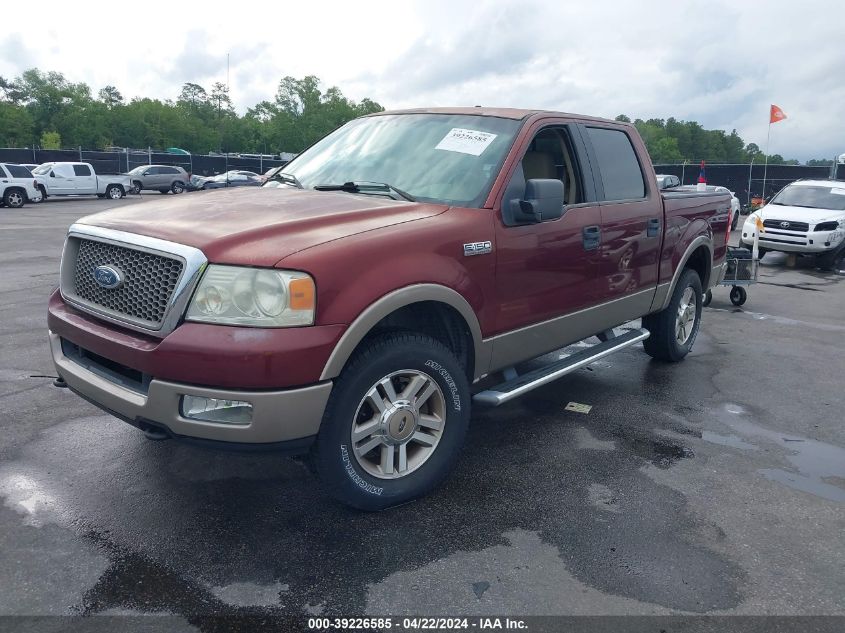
[{"left": 50, "top": 329, "right": 333, "bottom": 445}]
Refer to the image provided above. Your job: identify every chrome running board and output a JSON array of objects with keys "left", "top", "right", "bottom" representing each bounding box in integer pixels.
[{"left": 473, "top": 328, "right": 650, "bottom": 406}]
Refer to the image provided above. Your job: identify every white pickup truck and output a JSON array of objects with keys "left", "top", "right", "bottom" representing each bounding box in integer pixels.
[{"left": 32, "top": 162, "right": 133, "bottom": 200}]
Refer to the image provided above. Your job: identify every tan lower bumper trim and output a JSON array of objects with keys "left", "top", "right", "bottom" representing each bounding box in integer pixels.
[{"left": 50, "top": 330, "right": 332, "bottom": 443}]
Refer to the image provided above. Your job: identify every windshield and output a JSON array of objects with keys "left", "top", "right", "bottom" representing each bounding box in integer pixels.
[
  {"left": 770, "top": 185, "right": 845, "bottom": 211},
  {"left": 32, "top": 164, "right": 53, "bottom": 175},
  {"left": 264, "top": 113, "right": 522, "bottom": 206},
  {"left": 128, "top": 166, "right": 147, "bottom": 175}
]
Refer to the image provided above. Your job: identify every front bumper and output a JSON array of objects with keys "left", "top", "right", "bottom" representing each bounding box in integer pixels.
[
  {"left": 50, "top": 329, "right": 333, "bottom": 445},
  {"left": 741, "top": 225, "right": 845, "bottom": 254}
]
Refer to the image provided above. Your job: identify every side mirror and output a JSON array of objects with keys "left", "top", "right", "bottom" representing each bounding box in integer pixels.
[
  {"left": 510, "top": 179, "right": 565, "bottom": 223},
  {"left": 143, "top": 171, "right": 151, "bottom": 176}
]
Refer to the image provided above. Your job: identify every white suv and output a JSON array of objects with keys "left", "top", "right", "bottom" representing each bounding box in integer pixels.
[
  {"left": 741, "top": 179, "right": 845, "bottom": 270},
  {"left": 0, "top": 163, "right": 42, "bottom": 208}
]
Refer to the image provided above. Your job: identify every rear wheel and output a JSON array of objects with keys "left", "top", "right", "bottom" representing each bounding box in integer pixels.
[
  {"left": 702, "top": 289, "right": 712, "bottom": 307},
  {"left": 643, "top": 268, "right": 703, "bottom": 362},
  {"left": 106, "top": 184, "right": 123, "bottom": 200},
  {"left": 3, "top": 189, "right": 25, "bottom": 208},
  {"left": 313, "top": 332, "right": 470, "bottom": 511}
]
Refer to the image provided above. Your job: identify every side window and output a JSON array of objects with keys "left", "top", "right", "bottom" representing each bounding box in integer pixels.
[
  {"left": 146, "top": 166, "right": 160, "bottom": 175},
  {"left": 73, "top": 164, "right": 92, "bottom": 176},
  {"left": 585, "top": 127, "right": 645, "bottom": 201},
  {"left": 520, "top": 127, "right": 585, "bottom": 205},
  {"left": 6, "top": 165, "right": 31, "bottom": 178},
  {"left": 162, "top": 167, "right": 178, "bottom": 175}
]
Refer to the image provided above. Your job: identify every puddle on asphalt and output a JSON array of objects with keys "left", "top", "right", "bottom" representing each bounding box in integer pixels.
[
  {"left": 608, "top": 428, "right": 695, "bottom": 469},
  {"left": 701, "top": 431, "right": 758, "bottom": 452},
  {"left": 711, "top": 403, "right": 845, "bottom": 503}
]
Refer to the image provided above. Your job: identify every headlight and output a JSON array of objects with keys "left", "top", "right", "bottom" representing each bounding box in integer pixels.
[{"left": 186, "top": 265, "right": 315, "bottom": 327}]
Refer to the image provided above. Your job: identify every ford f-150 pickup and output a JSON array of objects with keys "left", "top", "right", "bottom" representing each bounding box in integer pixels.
[{"left": 48, "top": 108, "right": 730, "bottom": 509}]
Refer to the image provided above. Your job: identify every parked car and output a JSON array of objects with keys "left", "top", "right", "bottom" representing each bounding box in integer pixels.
[
  {"left": 200, "top": 171, "right": 263, "bottom": 189},
  {"left": 48, "top": 107, "right": 730, "bottom": 510},
  {"left": 32, "top": 162, "right": 132, "bottom": 200},
  {"left": 127, "top": 165, "right": 189, "bottom": 194},
  {"left": 0, "top": 163, "right": 42, "bottom": 208},
  {"left": 741, "top": 179, "right": 845, "bottom": 270}
]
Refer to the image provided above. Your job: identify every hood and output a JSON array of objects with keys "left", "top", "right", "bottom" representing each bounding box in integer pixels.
[
  {"left": 77, "top": 186, "right": 448, "bottom": 267},
  {"left": 757, "top": 204, "right": 845, "bottom": 225}
]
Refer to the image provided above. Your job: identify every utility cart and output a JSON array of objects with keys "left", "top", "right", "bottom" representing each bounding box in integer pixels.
[{"left": 703, "top": 246, "right": 758, "bottom": 306}]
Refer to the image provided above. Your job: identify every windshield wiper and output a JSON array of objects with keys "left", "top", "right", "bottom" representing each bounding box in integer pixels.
[
  {"left": 313, "top": 181, "right": 415, "bottom": 202},
  {"left": 269, "top": 171, "right": 304, "bottom": 189}
]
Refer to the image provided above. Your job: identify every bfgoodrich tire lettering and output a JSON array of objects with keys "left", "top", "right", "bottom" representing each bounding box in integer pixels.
[
  {"left": 313, "top": 332, "right": 470, "bottom": 511},
  {"left": 643, "top": 268, "right": 703, "bottom": 362}
]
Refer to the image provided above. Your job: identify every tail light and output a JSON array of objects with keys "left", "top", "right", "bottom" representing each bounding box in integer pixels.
[{"left": 725, "top": 207, "right": 732, "bottom": 245}]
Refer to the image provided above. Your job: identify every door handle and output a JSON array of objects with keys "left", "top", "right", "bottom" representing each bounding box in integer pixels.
[
  {"left": 582, "top": 225, "right": 601, "bottom": 251},
  {"left": 647, "top": 218, "right": 661, "bottom": 237}
]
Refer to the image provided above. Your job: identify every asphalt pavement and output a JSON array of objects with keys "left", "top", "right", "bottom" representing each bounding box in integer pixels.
[{"left": 1, "top": 196, "right": 843, "bottom": 630}]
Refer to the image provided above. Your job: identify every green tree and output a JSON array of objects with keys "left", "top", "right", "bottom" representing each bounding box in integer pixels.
[{"left": 40, "top": 130, "right": 61, "bottom": 149}]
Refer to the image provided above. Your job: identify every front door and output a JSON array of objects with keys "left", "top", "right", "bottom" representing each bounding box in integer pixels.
[
  {"left": 72, "top": 164, "right": 97, "bottom": 194},
  {"left": 49, "top": 164, "right": 75, "bottom": 195},
  {"left": 490, "top": 123, "right": 603, "bottom": 366}
]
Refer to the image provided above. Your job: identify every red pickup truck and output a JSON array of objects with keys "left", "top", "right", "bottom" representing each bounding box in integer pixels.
[{"left": 48, "top": 108, "right": 730, "bottom": 509}]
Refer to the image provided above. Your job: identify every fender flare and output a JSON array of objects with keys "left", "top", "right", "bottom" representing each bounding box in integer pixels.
[
  {"left": 320, "top": 284, "right": 486, "bottom": 381},
  {"left": 657, "top": 235, "right": 713, "bottom": 311}
]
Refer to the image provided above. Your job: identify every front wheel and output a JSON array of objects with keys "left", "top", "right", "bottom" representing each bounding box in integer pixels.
[
  {"left": 131, "top": 181, "right": 142, "bottom": 195},
  {"left": 731, "top": 211, "right": 739, "bottom": 230},
  {"left": 817, "top": 248, "right": 844, "bottom": 272},
  {"left": 702, "top": 289, "right": 712, "bottom": 307},
  {"left": 105, "top": 185, "right": 123, "bottom": 200},
  {"left": 171, "top": 180, "right": 185, "bottom": 194},
  {"left": 313, "top": 332, "right": 470, "bottom": 511},
  {"left": 642, "top": 268, "right": 703, "bottom": 362}
]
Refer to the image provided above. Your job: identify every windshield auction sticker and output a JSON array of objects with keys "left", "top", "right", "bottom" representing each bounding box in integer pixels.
[{"left": 435, "top": 128, "right": 498, "bottom": 156}]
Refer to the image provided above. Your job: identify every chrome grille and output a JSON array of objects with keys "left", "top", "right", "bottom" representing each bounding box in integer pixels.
[
  {"left": 72, "top": 239, "right": 184, "bottom": 326},
  {"left": 763, "top": 219, "right": 809, "bottom": 232}
]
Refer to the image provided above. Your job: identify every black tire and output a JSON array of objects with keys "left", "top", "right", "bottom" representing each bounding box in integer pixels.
[
  {"left": 642, "top": 268, "right": 703, "bottom": 362},
  {"left": 159, "top": 189, "right": 169, "bottom": 194},
  {"left": 171, "top": 180, "right": 185, "bottom": 194},
  {"left": 731, "top": 210, "right": 739, "bottom": 230},
  {"left": 3, "top": 188, "right": 25, "bottom": 208},
  {"left": 816, "top": 248, "right": 844, "bottom": 272},
  {"left": 729, "top": 286, "right": 747, "bottom": 306},
  {"left": 702, "top": 289, "right": 712, "bottom": 307},
  {"left": 105, "top": 184, "right": 123, "bottom": 200},
  {"left": 313, "top": 332, "right": 470, "bottom": 511},
  {"left": 38, "top": 185, "right": 48, "bottom": 201},
  {"left": 131, "top": 181, "right": 142, "bottom": 195}
]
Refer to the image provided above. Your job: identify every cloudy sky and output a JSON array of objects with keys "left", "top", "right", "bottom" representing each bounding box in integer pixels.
[{"left": 1, "top": 0, "right": 843, "bottom": 161}]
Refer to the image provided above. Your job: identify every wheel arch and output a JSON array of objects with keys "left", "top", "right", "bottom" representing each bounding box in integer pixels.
[
  {"left": 320, "top": 284, "right": 486, "bottom": 382},
  {"left": 657, "top": 236, "right": 713, "bottom": 311}
]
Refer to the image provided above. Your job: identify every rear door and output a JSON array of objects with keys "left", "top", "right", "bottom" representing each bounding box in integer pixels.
[
  {"left": 580, "top": 124, "right": 661, "bottom": 314},
  {"left": 72, "top": 164, "right": 96, "bottom": 194}
]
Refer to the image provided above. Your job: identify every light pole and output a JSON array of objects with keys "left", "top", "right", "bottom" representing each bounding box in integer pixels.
[{"left": 747, "top": 157, "right": 755, "bottom": 208}]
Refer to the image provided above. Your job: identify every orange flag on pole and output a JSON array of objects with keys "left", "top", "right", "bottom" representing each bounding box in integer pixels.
[{"left": 770, "top": 104, "right": 787, "bottom": 124}]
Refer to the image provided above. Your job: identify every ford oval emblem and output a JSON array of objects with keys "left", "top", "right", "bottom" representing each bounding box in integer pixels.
[{"left": 93, "top": 265, "right": 123, "bottom": 289}]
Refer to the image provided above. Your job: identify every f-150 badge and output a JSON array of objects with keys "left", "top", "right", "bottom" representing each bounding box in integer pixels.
[{"left": 463, "top": 241, "right": 492, "bottom": 256}]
